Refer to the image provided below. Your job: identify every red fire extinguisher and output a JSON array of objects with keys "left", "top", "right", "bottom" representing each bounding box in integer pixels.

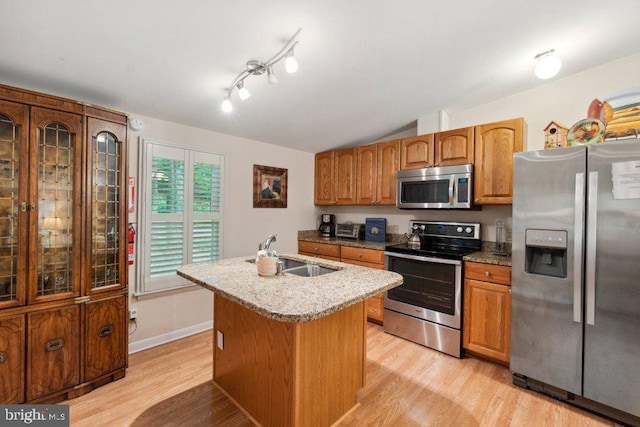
[{"left": 128, "top": 224, "right": 135, "bottom": 265}]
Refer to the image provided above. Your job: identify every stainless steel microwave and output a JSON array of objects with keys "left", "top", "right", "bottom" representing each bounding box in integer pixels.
[{"left": 396, "top": 164, "right": 474, "bottom": 209}]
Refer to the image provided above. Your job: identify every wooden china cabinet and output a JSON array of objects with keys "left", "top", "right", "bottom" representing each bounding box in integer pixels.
[{"left": 0, "top": 84, "right": 128, "bottom": 403}]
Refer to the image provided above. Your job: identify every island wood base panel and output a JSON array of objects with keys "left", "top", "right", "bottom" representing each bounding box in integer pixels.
[{"left": 213, "top": 294, "right": 366, "bottom": 427}]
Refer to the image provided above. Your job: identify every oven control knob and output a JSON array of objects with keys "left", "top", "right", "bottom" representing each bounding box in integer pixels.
[
  {"left": 465, "top": 227, "right": 472, "bottom": 234},
  {"left": 456, "top": 227, "right": 463, "bottom": 233}
]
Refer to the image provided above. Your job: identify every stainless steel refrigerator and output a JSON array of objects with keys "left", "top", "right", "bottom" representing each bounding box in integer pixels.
[{"left": 511, "top": 138, "right": 640, "bottom": 424}]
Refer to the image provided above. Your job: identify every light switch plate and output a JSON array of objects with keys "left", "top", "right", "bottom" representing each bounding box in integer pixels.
[{"left": 216, "top": 330, "right": 224, "bottom": 350}]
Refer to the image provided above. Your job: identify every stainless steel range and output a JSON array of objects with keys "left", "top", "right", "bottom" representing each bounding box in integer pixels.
[{"left": 383, "top": 220, "right": 481, "bottom": 357}]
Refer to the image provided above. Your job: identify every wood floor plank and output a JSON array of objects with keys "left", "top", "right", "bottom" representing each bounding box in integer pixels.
[{"left": 66, "top": 325, "right": 621, "bottom": 426}]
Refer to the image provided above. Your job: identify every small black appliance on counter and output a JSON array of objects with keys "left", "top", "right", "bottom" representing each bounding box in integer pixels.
[{"left": 318, "top": 214, "right": 335, "bottom": 237}]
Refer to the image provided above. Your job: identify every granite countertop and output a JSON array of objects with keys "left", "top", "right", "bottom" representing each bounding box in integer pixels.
[
  {"left": 297, "top": 230, "right": 405, "bottom": 250},
  {"left": 177, "top": 254, "right": 403, "bottom": 323},
  {"left": 463, "top": 251, "right": 512, "bottom": 267}
]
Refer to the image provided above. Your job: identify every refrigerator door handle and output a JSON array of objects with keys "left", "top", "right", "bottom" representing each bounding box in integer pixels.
[
  {"left": 574, "top": 173, "right": 585, "bottom": 323},
  {"left": 586, "top": 171, "right": 598, "bottom": 325}
]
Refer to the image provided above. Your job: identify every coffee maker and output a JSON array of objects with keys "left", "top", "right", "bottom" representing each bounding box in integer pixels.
[{"left": 318, "top": 214, "right": 335, "bottom": 238}]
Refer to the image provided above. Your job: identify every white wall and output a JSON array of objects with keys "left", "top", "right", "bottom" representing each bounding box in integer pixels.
[
  {"left": 127, "top": 115, "right": 316, "bottom": 350},
  {"left": 325, "top": 53, "right": 640, "bottom": 242}
]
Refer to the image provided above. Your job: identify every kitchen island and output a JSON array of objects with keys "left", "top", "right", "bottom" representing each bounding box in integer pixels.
[{"left": 177, "top": 254, "right": 402, "bottom": 427}]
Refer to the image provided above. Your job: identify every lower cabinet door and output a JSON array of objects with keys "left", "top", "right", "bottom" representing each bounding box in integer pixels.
[
  {"left": 27, "top": 305, "right": 80, "bottom": 401},
  {"left": 0, "top": 315, "right": 25, "bottom": 403},
  {"left": 85, "top": 295, "right": 126, "bottom": 381}
]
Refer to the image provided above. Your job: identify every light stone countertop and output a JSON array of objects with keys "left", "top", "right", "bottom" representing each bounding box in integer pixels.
[{"left": 177, "top": 254, "right": 403, "bottom": 323}]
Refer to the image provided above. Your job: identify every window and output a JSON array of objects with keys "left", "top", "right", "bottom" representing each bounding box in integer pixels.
[{"left": 138, "top": 140, "right": 223, "bottom": 294}]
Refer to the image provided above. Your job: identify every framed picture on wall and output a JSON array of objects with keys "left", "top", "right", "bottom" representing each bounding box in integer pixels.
[{"left": 253, "top": 164, "right": 288, "bottom": 208}]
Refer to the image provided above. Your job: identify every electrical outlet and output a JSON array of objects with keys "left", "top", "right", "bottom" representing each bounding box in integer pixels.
[
  {"left": 129, "top": 307, "right": 137, "bottom": 320},
  {"left": 217, "top": 331, "right": 224, "bottom": 350}
]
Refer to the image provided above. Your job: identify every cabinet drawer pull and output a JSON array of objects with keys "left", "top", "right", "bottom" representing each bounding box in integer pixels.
[
  {"left": 358, "top": 253, "right": 362, "bottom": 258},
  {"left": 99, "top": 325, "right": 114, "bottom": 337},
  {"left": 485, "top": 271, "right": 490, "bottom": 276},
  {"left": 0, "top": 351, "right": 6, "bottom": 363},
  {"left": 45, "top": 338, "right": 64, "bottom": 352},
  {"left": 314, "top": 247, "right": 319, "bottom": 251}
]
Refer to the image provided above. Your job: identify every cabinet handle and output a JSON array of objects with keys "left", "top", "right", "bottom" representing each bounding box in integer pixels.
[
  {"left": 30, "top": 203, "right": 36, "bottom": 212},
  {"left": 434, "top": 162, "right": 439, "bottom": 166},
  {"left": 21, "top": 202, "right": 26, "bottom": 212},
  {"left": 0, "top": 351, "right": 6, "bottom": 363},
  {"left": 45, "top": 338, "right": 64, "bottom": 352},
  {"left": 509, "top": 288, "right": 512, "bottom": 294},
  {"left": 98, "top": 325, "right": 114, "bottom": 337},
  {"left": 358, "top": 253, "right": 362, "bottom": 258},
  {"left": 474, "top": 198, "right": 479, "bottom": 203},
  {"left": 485, "top": 271, "right": 490, "bottom": 276}
]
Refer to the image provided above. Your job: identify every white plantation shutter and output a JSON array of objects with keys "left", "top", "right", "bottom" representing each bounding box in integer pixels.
[{"left": 138, "top": 140, "right": 224, "bottom": 294}]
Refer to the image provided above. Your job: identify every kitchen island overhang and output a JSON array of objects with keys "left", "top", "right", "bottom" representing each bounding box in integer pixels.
[{"left": 177, "top": 254, "right": 402, "bottom": 427}]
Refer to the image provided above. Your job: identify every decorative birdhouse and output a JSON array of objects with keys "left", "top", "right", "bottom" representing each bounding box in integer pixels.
[{"left": 544, "top": 121, "right": 569, "bottom": 149}]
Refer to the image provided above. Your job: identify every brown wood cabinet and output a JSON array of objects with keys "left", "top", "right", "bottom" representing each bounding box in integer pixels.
[
  {"left": 474, "top": 118, "right": 526, "bottom": 204},
  {"left": 356, "top": 140, "right": 400, "bottom": 205},
  {"left": 300, "top": 242, "right": 386, "bottom": 325},
  {"left": 434, "top": 126, "right": 474, "bottom": 167},
  {"left": 0, "top": 315, "right": 25, "bottom": 403},
  {"left": 340, "top": 246, "right": 385, "bottom": 325},
  {"left": 314, "top": 148, "right": 357, "bottom": 205},
  {"left": 0, "top": 84, "right": 128, "bottom": 403},
  {"left": 463, "top": 262, "right": 512, "bottom": 364},
  {"left": 314, "top": 151, "right": 334, "bottom": 205},
  {"left": 84, "top": 295, "right": 127, "bottom": 382},
  {"left": 298, "top": 241, "right": 341, "bottom": 261},
  {"left": 400, "top": 134, "right": 434, "bottom": 169},
  {"left": 335, "top": 148, "right": 357, "bottom": 205}
]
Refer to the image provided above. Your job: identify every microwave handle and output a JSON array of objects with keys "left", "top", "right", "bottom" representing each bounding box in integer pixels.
[{"left": 448, "top": 177, "right": 454, "bottom": 205}]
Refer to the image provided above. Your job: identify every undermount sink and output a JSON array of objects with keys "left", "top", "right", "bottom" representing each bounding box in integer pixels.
[
  {"left": 284, "top": 264, "right": 338, "bottom": 277},
  {"left": 246, "top": 257, "right": 338, "bottom": 277}
]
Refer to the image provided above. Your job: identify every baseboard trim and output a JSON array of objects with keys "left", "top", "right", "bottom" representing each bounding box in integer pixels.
[{"left": 128, "top": 320, "right": 213, "bottom": 354}]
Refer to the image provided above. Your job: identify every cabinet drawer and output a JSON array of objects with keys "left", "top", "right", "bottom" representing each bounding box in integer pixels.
[
  {"left": 465, "top": 262, "right": 511, "bottom": 285},
  {"left": 340, "top": 246, "right": 384, "bottom": 265},
  {"left": 298, "top": 241, "right": 341, "bottom": 258}
]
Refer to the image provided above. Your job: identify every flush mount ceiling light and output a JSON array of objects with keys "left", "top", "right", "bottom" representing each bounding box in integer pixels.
[
  {"left": 535, "top": 49, "right": 562, "bottom": 80},
  {"left": 221, "top": 28, "right": 301, "bottom": 112}
]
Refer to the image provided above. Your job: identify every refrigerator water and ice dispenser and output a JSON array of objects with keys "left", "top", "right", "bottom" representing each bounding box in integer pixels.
[{"left": 525, "top": 229, "right": 567, "bottom": 278}]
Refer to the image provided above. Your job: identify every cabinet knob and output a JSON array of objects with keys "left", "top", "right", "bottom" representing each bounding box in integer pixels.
[
  {"left": 509, "top": 288, "right": 512, "bottom": 294},
  {"left": 358, "top": 253, "right": 362, "bottom": 258},
  {"left": 434, "top": 162, "right": 439, "bottom": 166},
  {"left": 0, "top": 351, "right": 6, "bottom": 363},
  {"left": 485, "top": 271, "right": 490, "bottom": 277},
  {"left": 314, "top": 247, "right": 319, "bottom": 251},
  {"left": 474, "top": 198, "right": 479, "bottom": 203}
]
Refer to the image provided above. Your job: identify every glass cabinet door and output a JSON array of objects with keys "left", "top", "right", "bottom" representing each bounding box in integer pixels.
[
  {"left": 87, "top": 118, "right": 126, "bottom": 294},
  {"left": 29, "top": 107, "right": 82, "bottom": 303},
  {"left": 0, "top": 100, "right": 29, "bottom": 308}
]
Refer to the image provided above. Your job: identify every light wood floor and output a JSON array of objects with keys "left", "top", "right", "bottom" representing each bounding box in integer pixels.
[{"left": 67, "top": 324, "right": 620, "bottom": 426}]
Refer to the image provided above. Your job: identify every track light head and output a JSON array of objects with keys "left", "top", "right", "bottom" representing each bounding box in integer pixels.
[{"left": 237, "top": 81, "right": 251, "bottom": 101}]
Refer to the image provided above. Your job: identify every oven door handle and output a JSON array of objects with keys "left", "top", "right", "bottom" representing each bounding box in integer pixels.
[{"left": 384, "top": 251, "right": 462, "bottom": 266}]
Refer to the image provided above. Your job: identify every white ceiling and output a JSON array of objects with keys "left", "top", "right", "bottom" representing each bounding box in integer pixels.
[{"left": 2, "top": 0, "right": 639, "bottom": 153}]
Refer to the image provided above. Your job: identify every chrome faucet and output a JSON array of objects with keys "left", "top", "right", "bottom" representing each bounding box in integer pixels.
[{"left": 258, "top": 234, "right": 277, "bottom": 251}]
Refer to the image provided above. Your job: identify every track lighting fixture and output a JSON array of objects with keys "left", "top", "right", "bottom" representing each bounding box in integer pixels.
[
  {"left": 221, "top": 28, "right": 301, "bottom": 112},
  {"left": 535, "top": 49, "right": 561, "bottom": 80}
]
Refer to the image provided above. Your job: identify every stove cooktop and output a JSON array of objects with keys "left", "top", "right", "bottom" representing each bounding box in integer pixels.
[{"left": 385, "top": 220, "right": 482, "bottom": 260}]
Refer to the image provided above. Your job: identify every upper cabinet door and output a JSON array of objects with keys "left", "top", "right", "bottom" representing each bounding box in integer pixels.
[
  {"left": 474, "top": 118, "right": 526, "bottom": 205},
  {"left": 356, "top": 144, "right": 377, "bottom": 205},
  {"left": 334, "top": 148, "right": 357, "bottom": 205},
  {"left": 86, "top": 118, "right": 127, "bottom": 295},
  {"left": 400, "top": 135, "right": 434, "bottom": 169},
  {"left": 434, "top": 127, "right": 474, "bottom": 167},
  {"left": 314, "top": 152, "right": 335, "bottom": 205},
  {"left": 0, "top": 100, "right": 29, "bottom": 309},
  {"left": 376, "top": 140, "right": 400, "bottom": 205},
  {"left": 28, "top": 107, "right": 83, "bottom": 304}
]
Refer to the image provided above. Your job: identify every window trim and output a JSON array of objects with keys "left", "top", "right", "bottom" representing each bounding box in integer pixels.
[{"left": 136, "top": 138, "right": 224, "bottom": 295}]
